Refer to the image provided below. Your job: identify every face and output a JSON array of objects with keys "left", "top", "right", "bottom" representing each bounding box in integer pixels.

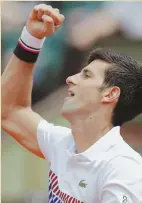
[{"left": 61, "top": 60, "right": 110, "bottom": 117}]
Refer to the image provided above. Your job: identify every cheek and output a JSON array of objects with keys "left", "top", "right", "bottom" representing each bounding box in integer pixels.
[{"left": 79, "top": 88, "right": 100, "bottom": 103}]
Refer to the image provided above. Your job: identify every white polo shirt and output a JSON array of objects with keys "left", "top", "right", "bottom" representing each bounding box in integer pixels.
[{"left": 37, "top": 120, "right": 142, "bottom": 203}]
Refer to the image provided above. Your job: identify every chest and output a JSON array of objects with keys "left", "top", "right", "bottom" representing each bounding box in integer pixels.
[{"left": 48, "top": 157, "right": 101, "bottom": 203}]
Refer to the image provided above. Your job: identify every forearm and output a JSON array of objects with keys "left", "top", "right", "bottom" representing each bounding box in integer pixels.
[
  {"left": 2, "top": 4, "right": 64, "bottom": 118},
  {"left": 2, "top": 54, "right": 35, "bottom": 116}
]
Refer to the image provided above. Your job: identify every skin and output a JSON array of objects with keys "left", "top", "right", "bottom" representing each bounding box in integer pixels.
[{"left": 61, "top": 60, "right": 120, "bottom": 153}]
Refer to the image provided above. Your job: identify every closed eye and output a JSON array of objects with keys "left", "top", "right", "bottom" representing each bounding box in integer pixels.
[
  {"left": 84, "top": 74, "right": 90, "bottom": 79},
  {"left": 81, "top": 68, "right": 93, "bottom": 79}
]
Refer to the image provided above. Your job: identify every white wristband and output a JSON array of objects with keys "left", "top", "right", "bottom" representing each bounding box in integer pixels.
[{"left": 20, "top": 26, "right": 45, "bottom": 49}]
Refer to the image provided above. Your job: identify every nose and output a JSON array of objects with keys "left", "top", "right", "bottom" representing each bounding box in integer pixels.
[
  {"left": 66, "top": 74, "right": 79, "bottom": 85},
  {"left": 66, "top": 76, "right": 71, "bottom": 85}
]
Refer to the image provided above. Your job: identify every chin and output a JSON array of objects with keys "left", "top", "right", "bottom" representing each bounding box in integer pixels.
[
  {"left": 61, "top": 104, "right": 78, "bottom": 120},
  {"left": 61, "top": 106, "right": 73, "bottom": 117}
]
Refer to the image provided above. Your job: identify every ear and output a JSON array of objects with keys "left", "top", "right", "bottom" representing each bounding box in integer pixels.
[{"left": 101, "top": 86, "right": 120, "bottom": 104}]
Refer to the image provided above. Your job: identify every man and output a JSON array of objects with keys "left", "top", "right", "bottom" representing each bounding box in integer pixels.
[{"left": 2, "top": 4, "right": 142, "bottom": 203}]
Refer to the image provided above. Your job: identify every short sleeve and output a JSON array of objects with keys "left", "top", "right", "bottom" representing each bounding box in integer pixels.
[
  {"left": 37, "top": 120, "right": 72, "bottom": 162},
  {"left": 99, "top": 156, "right": 142, "bottom": 203}
]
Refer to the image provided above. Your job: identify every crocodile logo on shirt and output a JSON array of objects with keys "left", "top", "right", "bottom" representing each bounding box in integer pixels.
[{"left": 79, "top": 180, "right": 87, "bottom": 188}]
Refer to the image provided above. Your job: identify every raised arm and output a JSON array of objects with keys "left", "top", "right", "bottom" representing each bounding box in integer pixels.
[{"left": 1, "top": 4, "right": 65, "bottom": 159}]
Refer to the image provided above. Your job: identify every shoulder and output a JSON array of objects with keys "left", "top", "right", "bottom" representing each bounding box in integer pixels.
[
  {"left": 37, "top": 120, "right": 73, "bottom": 146},
  {"left": 105, "top": 141, "right": 142, "bottom": 174},
  {"left": 97, "top": 140, "right": 142, "bottom": 184},
  {"left": 99, "top": 151, "right": 142, "bottom": 188},
  {"left": 37, "top": 120, "right": 74, "bottom": 158},
  {"left": 37, "top": 119, "right": 72, "bottom": 140},
  {"left": 98, "top": 154, "right": 142, "bottom": 203},
  {"left": 97, "top": 152, "right": 142, "bottom": 202}
]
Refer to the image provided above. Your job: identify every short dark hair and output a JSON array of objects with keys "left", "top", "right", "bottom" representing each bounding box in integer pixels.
[{"left": 87, "top": 48, "right": 142, "bottom": 126}]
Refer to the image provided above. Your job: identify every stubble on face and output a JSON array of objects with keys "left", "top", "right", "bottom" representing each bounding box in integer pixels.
[{"left": 61, "top": 60, "right": 110, "bottom": 120}]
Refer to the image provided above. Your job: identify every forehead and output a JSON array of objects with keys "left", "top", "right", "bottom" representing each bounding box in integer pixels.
[{"left": 85, "top": 59, "right": 110, "bottom": 76}]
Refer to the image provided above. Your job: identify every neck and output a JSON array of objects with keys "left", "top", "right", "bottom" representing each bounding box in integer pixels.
[{"left": 69, "top": 111, "right": 113, "bottom": 153}]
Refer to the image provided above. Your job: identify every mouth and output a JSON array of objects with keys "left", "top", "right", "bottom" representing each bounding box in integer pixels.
[
  {"left": 68, "top": 90, "right": 75, "bottom": 97},
  {"left": 64, "top": 90, "right": 75, "bottom": 101},
  {"left": 63, "top": 90, "right": 76, "bottom": 104}
]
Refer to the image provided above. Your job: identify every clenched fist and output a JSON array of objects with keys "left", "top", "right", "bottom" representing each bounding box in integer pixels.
[{"left": 26, "top": 4, "right": 65, "bottom": 39}]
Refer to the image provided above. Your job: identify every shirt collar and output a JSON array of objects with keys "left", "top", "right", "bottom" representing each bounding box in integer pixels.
[{"left": 68, "top": 126, "right": 123, "bottom": 161}]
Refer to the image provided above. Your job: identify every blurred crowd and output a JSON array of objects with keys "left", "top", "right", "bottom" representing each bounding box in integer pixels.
[{"left": 1, "top": 1, "right": 142, "bottom": 203}]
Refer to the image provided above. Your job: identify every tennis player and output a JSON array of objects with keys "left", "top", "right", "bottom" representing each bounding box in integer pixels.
[{"left": 2, "top": 4, "right": 142, "bottom": 203}]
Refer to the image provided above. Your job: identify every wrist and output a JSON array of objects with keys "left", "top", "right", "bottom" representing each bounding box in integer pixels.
[
  {"left": 21, "top": 26, "right": 45, "bottom": 49},
  {"left": 14, "top": 26, "right": 45, "bottom": 63},
  {"left": 26, "top": 25, "right": 45, "bottom": 40}
]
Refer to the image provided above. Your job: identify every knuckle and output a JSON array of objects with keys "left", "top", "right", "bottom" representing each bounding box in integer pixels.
[
  {"left": 43, "top": 6, "right": 53, "bottom": 13},
  {"left": 37, "top": 4, "right": 50, "bottom": 10},
  {"left": 36, "top": 4, "right": 41, "bottom": 9},
  {"left": 54, "top": 8, "right": 59, "bottom": 12},
  {"left": 33, "top": 5, "right": 38, "bottom": 10},
  {"left": 46, "top": 5, "right": 52, "bottom": 9},
  {"left": 39, "top": 3, "right": 47, "bottom": 7},
  {"left": 38, "top": 8, "right": 43, "bottom": 12}
]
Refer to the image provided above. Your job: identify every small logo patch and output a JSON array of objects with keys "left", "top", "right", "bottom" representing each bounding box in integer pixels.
[{"left": 79, "top": 180, "right": 87, "bottom": 188}]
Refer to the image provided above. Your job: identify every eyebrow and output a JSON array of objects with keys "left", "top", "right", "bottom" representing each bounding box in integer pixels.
[{"left": 82, "top": 68, "right": 94, "bottom": 76}]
